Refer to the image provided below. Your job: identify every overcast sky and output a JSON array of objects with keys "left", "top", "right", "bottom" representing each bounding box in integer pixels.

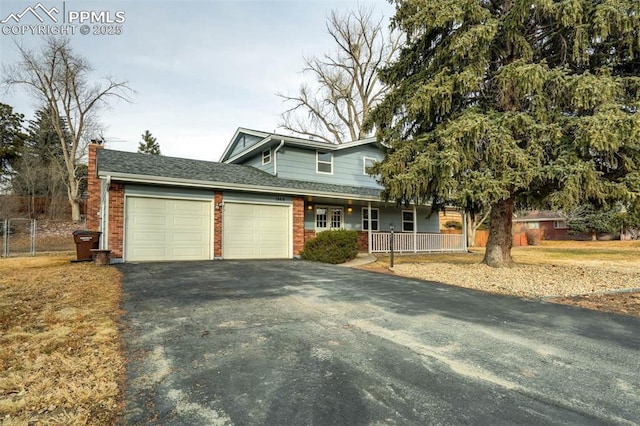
[{"left": 1, "top": 0, "right": 394, "bottom": 161}]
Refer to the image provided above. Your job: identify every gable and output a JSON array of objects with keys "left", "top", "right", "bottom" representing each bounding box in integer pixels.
[
  {"left": 228, "top": 133, "right": 265, "bottom": 158},
  {"left": 221, "top": 128, "right": 378, "bottom": 164},
  {"left": 220, "top": 128, "right": 269, "bottom": 162}
]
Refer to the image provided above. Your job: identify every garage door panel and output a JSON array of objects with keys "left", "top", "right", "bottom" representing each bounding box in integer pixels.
[
  {"left": 223, "top": 203, "right": 290, "bottom": 259},
  {"left": 130, "top": 231, "right": 166, "bottom": 243},
  {"left": 126, "top": 197, "right": 211, "bottom": 262},
  {"left": 171, "top": 232, "right": 208, "bottom": 243},
  {"left": 132, "top": 215, "right": 168, "bottom": 227}
]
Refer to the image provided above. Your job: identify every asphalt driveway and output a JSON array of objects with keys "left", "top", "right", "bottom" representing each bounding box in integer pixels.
[{"left": 118, "top": 260, "right": 640, "bottom": 425}]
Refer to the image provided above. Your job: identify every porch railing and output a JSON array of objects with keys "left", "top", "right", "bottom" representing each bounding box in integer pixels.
[{"left": 370, "top": 232, "right": 466, "bottom": 253}]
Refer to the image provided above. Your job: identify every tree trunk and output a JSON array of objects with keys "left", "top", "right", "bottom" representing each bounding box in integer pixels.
[
  {"left": 71, "top": 199, "right": 81, "bottom": 222},
  {"left": 466, "top": 211, "right": 476, "bottom": 247},
  {"left": 591, "top": 231, "right": 597, "bottom": 241},
  {"left": 66, "top": 173, "right": 82, "bottom": 222},
  {"left": 482, "top": 198, "right": 515, "bottom": 268}
]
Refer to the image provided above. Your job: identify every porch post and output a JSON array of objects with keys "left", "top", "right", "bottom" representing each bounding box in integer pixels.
[
  {"left": 413, "top": 205, "right": 417, "bottom": 253},
  {"left": 462, "top": 208, "right": 468, "bottom": 251},
  {"left": 367, "top": 201, "right": 372, "bottom": 254}
]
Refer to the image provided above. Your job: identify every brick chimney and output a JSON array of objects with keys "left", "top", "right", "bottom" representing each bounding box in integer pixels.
[{"left": 86, "top": 140, "right": 104, "bottom": 231}]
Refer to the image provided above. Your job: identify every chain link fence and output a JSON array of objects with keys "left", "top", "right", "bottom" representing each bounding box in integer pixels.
[{"left": 1, "top": 219, "right": 83, "bottom": 257}]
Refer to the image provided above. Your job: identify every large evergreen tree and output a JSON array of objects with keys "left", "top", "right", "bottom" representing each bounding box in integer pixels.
[
  {"left": 138, "top": 130, "right": 161, "bottom": 155},
  {"left": 0, "top": 103, "right": 26, "bottom": 189},
  {"left": 11, "top": 107, "right": 71, "bottom": 217},
  {"left": 567, "top": 204, "right": 622, "bottom": 240},
  {"left": 367, "top": 0, "right": 640, "bottom": 267}
]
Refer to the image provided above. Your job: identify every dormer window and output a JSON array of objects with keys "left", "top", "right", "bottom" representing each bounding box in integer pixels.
[
  {"left": 262, "top": 148, "right": 271, "bottom": 165},
  {"left": 317, "top": 151, "right": 333, "bottom": 174}
]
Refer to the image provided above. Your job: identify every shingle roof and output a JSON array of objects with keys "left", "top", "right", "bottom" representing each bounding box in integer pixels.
[{"left": 97, "top": 149, "right": 382, "bottom": 199}]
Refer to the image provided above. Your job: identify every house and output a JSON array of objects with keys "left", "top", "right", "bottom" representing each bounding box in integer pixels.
[
  {"left": 86, "top": 128, "right": 466, "bottom": 263},
  {"left": 512, "top": 211, "right": 569, "bottom": 240}
]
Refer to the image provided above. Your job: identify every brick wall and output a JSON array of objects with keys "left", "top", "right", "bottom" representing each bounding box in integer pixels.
[
  {"left": 293, "top": 197, "right": 305, "bottom": 256},
  {"left": 357, "top": 231, "right": 369, "bottom": 252},
  {"left": 304, "top": 230, "right": 316, "bottom": 244},
  {"left": 108, "top": 182, "right": 124, "bottom": 258},
  {"left": 86, "top": 142, "right": 103, "bottom": 231},
  {"left": 214, "top": 192, "right": 223, "bottom": 258}
]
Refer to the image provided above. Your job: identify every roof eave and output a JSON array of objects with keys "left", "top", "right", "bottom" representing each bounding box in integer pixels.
[{"left": 97, "top": 170, "right": 383, "bottom": 202}]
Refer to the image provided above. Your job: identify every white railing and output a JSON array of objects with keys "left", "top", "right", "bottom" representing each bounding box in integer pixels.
[{"left": 370, "top": 232, "right": 466, "bottom": 253}]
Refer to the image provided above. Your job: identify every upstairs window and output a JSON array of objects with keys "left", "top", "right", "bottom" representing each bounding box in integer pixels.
[
  {"left": 317, "top": 151, "right": 333, "bottom": 174},
  {"left": 363, "top": 157, "right": 376, "bottom": 175},
  {"left": 262, "top": 148, "right": 271, "bottom": 165}
]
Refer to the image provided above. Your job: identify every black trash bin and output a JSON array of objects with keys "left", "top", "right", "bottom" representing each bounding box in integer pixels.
[{"left": 72, "top": 230, "right": 101, "bottom": 261}]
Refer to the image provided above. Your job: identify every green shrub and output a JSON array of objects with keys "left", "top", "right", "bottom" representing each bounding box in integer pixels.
[
  {"left": 444, "top": 220, "right": 463, "bottom": 230},
  {"left": 301, "top": 229, "right": 359, "bottom": 264}
]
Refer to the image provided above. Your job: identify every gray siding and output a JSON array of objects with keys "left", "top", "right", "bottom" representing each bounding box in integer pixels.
[
  {"left": 277, "top": 145, "right": 383, "bottom": 188},
  {"left": 244, "top": 152, "right": 274, "bottom": 174},
  {"left": 303, "top": 203, "right": 438, "bottom": 232},
  {"left": 125, "top": 184, "right": 214, "bottom": 200},
  {"left": 223, "top": 192, "right": 292, "bottom": 205},
  {"left": 228, "top": 134, "right": 265, "bottom": 158}
]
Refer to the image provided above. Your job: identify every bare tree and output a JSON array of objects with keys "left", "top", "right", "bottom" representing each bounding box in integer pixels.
[
  {"left": 2, "top": 37, "right": 132, "bottom": 222},
  {"left": 278, "top": 6, "right": 400, "bottom": 144}
]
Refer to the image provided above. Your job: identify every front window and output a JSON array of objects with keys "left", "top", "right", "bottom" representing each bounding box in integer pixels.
[
  {"left": 362, "top": 208, "right": 379, "bottom": 231},
  {"left": 316, "top": 206, "right": 343, "bottom": 231},
  {"left": 526, "top": 222, "right": 539, "bottom": 229},
  {"left": 402, "top": 210, "right": 414, "bottom": 232},
  {"left": 317, "top": 152, "right": 333, "bottom": 174},
  {"left": 553, "top": 220, "right": 567, "bottom": 229},
  {"left": 262, "top": 148, "right": 271, "bottom": 165}
]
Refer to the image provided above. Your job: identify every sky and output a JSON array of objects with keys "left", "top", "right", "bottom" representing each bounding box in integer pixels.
[{"left": 0, "top": 0, "right": 394, "bottom": 161}]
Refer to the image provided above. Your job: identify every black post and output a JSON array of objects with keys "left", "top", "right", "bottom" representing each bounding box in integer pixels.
[{"left": 390, "top": 224, "right": 394, "bottom": 268}]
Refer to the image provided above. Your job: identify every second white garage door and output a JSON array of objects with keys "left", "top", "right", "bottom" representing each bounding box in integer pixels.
[
  {"left": 125, "top": 197, "right": 211, "bottom": 262},
  {"left": 223, "top": 203, "right": 290, "bottom": 259}
]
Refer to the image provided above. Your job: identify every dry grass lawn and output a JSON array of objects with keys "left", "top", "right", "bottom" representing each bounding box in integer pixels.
[
  {"left": 360, "top": 240, "right": 640, "bottom": 316},
  {"left": 0, "top": 255, "right": 123, "bottom": 425}
]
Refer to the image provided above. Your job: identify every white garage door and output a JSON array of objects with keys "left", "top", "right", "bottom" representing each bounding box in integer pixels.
[
  {"left": 223, "top": 203, "right": 290, "bottom": 259},
  {"left": 125, "top": 197, "right": 211, "bottom": 261}
]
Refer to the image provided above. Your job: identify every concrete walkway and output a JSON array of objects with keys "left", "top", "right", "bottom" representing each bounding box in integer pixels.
[{"left": 338, "top": 252, "right": 377, "bottom": 267}]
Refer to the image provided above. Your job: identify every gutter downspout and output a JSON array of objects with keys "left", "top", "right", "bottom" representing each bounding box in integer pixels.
[
  {"left": 100, "top": 176, "right": 111, "bottom": 250},
  {"left": 273, "top": 139, "right": 285, "bottom": 176}
]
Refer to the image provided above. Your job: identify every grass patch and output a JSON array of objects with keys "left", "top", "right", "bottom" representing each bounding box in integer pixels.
[
  {"left": 0, "top": 255, "right": 123, "bottom": 424},
  {"left": 370, "top": 240, "right": 640, "bottom": 269}
]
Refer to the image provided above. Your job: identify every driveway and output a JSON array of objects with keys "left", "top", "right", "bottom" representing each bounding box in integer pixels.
[{"left": 118, "top": 260, "right": 640, "bottom": 425}]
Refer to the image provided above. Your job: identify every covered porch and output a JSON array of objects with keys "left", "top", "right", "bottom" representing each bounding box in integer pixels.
[{"left": 302, "top": 196, "right": 467, "bottom": 254}]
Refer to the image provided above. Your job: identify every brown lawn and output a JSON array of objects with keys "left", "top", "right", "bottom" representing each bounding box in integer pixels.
[
  {"left": 0, "top": 255, "right": 123, "bottom": 425},
  {"left": 359, "top": 240, "right": 640, "bottom": 317}
]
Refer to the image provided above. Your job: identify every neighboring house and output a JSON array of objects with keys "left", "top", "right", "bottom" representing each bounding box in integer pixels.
[
  {"left": 86, "top": 128, "right": 465, "bottom": 263},
  {"left": 512, "top": 211, "right": 569, "bottom": 240}
]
